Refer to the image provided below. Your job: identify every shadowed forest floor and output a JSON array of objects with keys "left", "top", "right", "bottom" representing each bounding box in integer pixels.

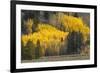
[{"left": 21, "top": 54, "right": 90, "bottom": 63}]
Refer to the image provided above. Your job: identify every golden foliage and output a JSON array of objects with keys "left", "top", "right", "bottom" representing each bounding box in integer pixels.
[
  {"left": 22, "top": 24, "right": 69, "bottom": 47},
  {"left": 22, "top": 14, "right": 90, "bottom": 58},
  {"left": 58, "top": 14, "right": 90, "bottom": 41}
]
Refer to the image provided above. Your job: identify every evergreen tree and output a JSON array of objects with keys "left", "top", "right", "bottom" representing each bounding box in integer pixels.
[
  {"left": 67, "top": 31, "right": 83, "bottom": 54},
  {"left": 35, "top": 40, "right": 41, "bottom": 59},
  {"left": 21, "top": 40, "right": 35, "bottom": 60}
]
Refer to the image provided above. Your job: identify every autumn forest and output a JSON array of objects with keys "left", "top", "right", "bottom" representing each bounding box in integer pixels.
[{"left": 21, "top": 10, "right": 90, "bottom": 62}]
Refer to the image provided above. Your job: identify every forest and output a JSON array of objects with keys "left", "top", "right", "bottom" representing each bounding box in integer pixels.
[{"left": 21, "top": 10, "right": 90, "bottom": 62}]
